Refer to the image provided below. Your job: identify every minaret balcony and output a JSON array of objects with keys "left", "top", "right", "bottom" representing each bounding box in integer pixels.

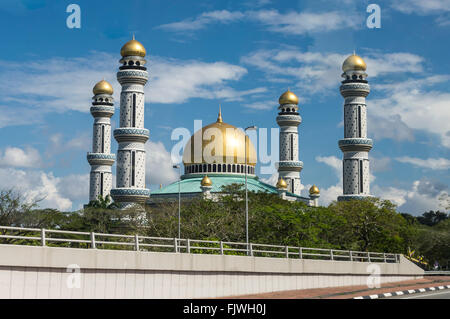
[
  {"left": 117, "top": 69, "right": 148, "bottom": 85},
  {"left": 340, "top": 82, "right": 370, "bottom": 97},
  {"left": 276, "top": 160, "right": 303, "bottom": 172},
  {"left": 114, "top": 128, "right": 149, "bottom": 143},
  {"left": 87, "top": 153, "right": 115, "bottom": 165},
  {"left": 110, "top": 188, "right": 150, "bottom": 203},
  {"left": 276, "top": 114, "right": 302, "bottom": 126},
  {"left": 338, "top": 138, "right": 373, "bottom": 152},
  {"left": 90, "top": 106, "right": 115, "bottom": 118}
]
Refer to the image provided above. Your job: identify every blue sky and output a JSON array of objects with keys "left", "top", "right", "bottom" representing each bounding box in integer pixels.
[{"left": 0, "top": 0, "right": 449, "bottom": 214}]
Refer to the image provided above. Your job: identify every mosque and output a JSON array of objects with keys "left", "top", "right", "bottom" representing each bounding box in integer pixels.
[{"left": 87, "top": 38, "right": 372, "bottom": 208}]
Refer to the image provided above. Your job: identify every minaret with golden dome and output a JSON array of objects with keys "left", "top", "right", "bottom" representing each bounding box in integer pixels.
[
  {"left": 87, "top": 80, "right": 115, "bottom": 203},
  {"left": 276, "top": 90, "right": 303, "bottom": 196},
  {"left": 338, "top": 53, "right": 372, "bottom": 201},
  {"left": 110, "top": 36, "right": 150, "bottom": 208}
]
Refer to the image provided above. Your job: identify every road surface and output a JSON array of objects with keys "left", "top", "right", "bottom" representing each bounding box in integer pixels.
[{"left": 391, "top": 289, "right": 450, "bottom": 299}]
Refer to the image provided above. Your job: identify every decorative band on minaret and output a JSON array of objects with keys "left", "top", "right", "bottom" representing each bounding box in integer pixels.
[
  {"left": 87, "top": 80, "right": 115, "bottom": 203},
  {"left": 110, "top": 37, "right": 150, "bottom": 207},
  {"left": 338, "top": 53, "right": 372, "bottom": 201},
  {"left": 276, "top": 90, "right": 303, "bottom": 196}
]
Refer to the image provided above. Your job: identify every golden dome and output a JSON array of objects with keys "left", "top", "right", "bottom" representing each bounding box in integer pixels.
[
  {"left": 342, "top": 53, "right": 366, "bottom": 72},
  {"left": 309, "top": 185, "right": 320, "bottom": 195},
  {"left": 279, "top": 90, "right": 299, "bottom": 105},
  {"left": 93, "top": 80, "right": 113, "bottom": 95},
  {"left": 120, "top": 37, "right": 146, "bottom": 57},
  {"left": 276, "top": 177, "right": 287, "bottom": 189},
  {"left": 201, "top": 175, "right": 213, "bottom": 187},
  {"left": 182, "top": 110, "right": 257, "bottom": 166}
]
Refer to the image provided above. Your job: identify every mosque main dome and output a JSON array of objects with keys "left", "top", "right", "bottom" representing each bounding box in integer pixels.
[{"left": 182, "top": 109, "right": 257, "bottom": 173}]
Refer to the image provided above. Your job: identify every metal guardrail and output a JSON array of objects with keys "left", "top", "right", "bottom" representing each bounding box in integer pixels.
[{"left": 0, "top": 225, "right": 400, "bottom": 263}]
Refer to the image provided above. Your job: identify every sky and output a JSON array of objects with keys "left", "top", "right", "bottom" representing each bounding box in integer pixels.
[{"left": 0, "top": 0, "right": 449, "bottom": 214}]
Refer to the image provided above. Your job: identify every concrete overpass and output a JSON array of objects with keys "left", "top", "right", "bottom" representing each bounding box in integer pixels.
[{"left": 0, "top": 243, "right": 423, "bottom": 298}]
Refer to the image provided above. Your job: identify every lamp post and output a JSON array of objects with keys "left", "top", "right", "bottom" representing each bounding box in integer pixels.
[
  {"left": 172, "top": 164, "right": 181, "bottom": 240},
  {"left": 244, "top": 126, "right": 257, "bottom": 253}
]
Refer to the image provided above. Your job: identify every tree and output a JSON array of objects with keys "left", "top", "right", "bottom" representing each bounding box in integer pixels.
[
  {"left": 327, "top": 197, "right": 414, "bottom": 253},
  {"left": 417, "top": 210, "right": 449, "bottom": 227}
]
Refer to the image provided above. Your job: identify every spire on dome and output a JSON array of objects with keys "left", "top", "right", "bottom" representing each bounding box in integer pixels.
[{"left": 217, "top": 105, "right": 223, "bottom": 123}]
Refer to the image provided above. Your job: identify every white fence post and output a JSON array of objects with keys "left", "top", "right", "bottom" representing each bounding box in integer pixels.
[
  {"left": 249, "top": 243, "right": 253, "bottom": 256},
  {"left": 349, "top": 251, "right": 353, "bottom": 261},
  {"left": 330, "top": 249, "right": 334, "bottom": 261},
  {"left": 285, "top": 246, "right": 289, "bottom": 258},
  {"left": 135, "top": 234, "right": 139, "bottom": 251},
  {"left": 299, "top": 247, "right": 303, "bottom": 259},
  {"left": 41, "top": 228, "right": 46, "bottom": 247},
  {"left": 367, "top": 252, "right": 371, "bottom": 263},
  {"left": 174, "top": 238, "right": 178, "bottom": 253},
  {"left": 187, "top": 239, "right": 190, "bottom": 254},
  {"left": 90, "top": 232, "right": 96, "bottom": 249},
  {"left": 220, "top": 241, "right": 224, "bottom": 255},
  {"left": 383, "top": 253, "right": 386, "bottom": 263}
]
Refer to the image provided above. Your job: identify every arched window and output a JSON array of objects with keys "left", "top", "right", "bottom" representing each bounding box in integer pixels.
[
  {"left": 227, "top": 164, "right": 231, "bottom": 172},
  {"left": 203, "top": 164, "right": 207, "bottom": 172},
  {"left": 132, "top": 94, "right": 136, "bottom": 127},
  {"left": 352, "top": 74, "right": 357, "bottom": 80},
  {"left": 213, "top": 164, "right": 216, "bottom": 172},
  {"left": 136, "top": 61, "right": 140, "bottom": 66},
  {"left": 195, "top": 165, "right": 198, "bottom": 173},
  {"left": 237, "top": 165, "right": 240, "bottom": 173},
  {"left": 128, "top": 61, "right": 134, "bottom": 66},
  {"left": 208, "top": 164, "right": 211, "bottom": 172},
  {"left": 232, "top": 165, "right": 235, "bottom": 173},
  {"left": 286, "top": 108, "right": 290, "bottom": 112},
  {"left": 218, "top": 164, "right": 221, "bottom": 172}
]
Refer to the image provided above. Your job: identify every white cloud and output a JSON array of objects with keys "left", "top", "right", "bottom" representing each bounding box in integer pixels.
[
  {"left": 369, "top": 75, "right": 450, "bottom": 148},
  {"left": 315, "top": 155, "right": 343, "bottom": 205},
  {"left": 146, "top": 141, "right": 179, "bottom": 188},
  {"left": 157, "top": 10, "right": 245, "bottom": 32},
  {"left": 0, "top": 146, "right": 42, "bottom": 168},
  {"left": 241, "top": 49, "right": 424, "bottom": 93},
  {"left": 248, "top": 9, "right": 360, "bottom": 35},
  {"left": 157, "top": 9, "right": 360, "bottom": 35},
  {"left": 395, "top": 156, "right": 450, "bottom": 170},
  {"left": 373, "top": 179, "right": 448, "bottom": 214},
  {"left": 148, "top": 58, "right": 262, "bottom": 104},
  {"left": 0, "top": 53, "right": 264, "bottom": 128},
  {"left": 0, "top": 168, "right": 87, "bottom": 211},
  {"left": 392, "top": 0, "right": 450, "bottom": 14}
]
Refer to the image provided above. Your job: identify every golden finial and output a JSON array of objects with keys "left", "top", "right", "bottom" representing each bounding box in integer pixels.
[
  {"left": 276, "top": 177, "right": 287, "bottom": 189},
  {"left": 133, "top": 33, "right": 135, "bottom": 40},
  {"left": 217, "top": 105, "right": 223, "bottom": 123},
  {"left": 201, "top": 175, "right": 213, "bottom": 187},
  {"left": 309, "top": 185, "right": 320, "bottom": 195}
]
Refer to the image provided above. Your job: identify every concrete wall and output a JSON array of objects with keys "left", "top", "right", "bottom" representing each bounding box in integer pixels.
[{"left": 0, "top": 245, "right": 424, "bottom": 299}]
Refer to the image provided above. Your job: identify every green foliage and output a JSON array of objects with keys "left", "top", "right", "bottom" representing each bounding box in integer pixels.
[{"left": 0, "top": 187, "right": 449, "bottom": 269}]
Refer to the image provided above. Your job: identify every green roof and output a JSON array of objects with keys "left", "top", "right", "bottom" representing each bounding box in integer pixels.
[{"left": 151, "top": 174, "right": 309, "bottom": 200}]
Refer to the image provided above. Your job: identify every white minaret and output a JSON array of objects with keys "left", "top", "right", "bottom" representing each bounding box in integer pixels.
[
  {"left": 110, "top": 37, "right": 150, "bottom": 208},
  {"left": 87, "top": 80, "right": 115, "bottom": 203},
  {"left": 338, "top": 53, "right": 372, "bottom": 201},
  {"left": 276, "top": 90, "right": 303, "bottom": 195}
]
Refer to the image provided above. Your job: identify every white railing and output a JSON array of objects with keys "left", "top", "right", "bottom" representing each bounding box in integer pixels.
[{"left": 0, "top": 225, "right": 400, "bottom": 263}]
